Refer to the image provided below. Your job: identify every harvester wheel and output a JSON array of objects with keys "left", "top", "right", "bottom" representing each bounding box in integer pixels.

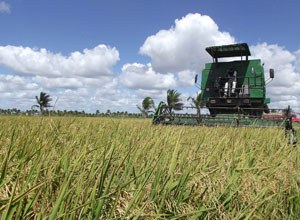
[{"left": 263, "top": 104, "right": 270, "bottom": 113}]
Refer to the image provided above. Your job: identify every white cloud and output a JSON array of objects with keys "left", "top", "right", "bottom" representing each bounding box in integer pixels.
[
  {"left": 30, "top": 76, "right": 121, "bottom": 112},
  {"left": 0, "top": 1, "right": 10, "bottom": 13},
  {"left": 120, "top": 63, "right": 177, "bottom": 90},
  {"left": 0, "top": 74, "right": 38, "bottom": 93},
  {"left": 0, "top": 44, "right": 123, "bottom": 112},
  {"left": 120, "top": 63, "right": 198, "bottom": 109},
  {"left": 140, "top": 13, "right": 235, "bottom": 73},
  {"left": 0, "top": 45, "right": 119, "bottom": 77},
  {"left": 120, "top": 63, "right": 196, "bottom": 92},
  {"left": 0, "top": 43, "right": 125, "bottom": 112},
  {"left": 33, "top": 76, "right": 84, "bottom": 89},
  {"left": 295, "top": 49, "right": 300, "bottom": 72},
  {"left": 135, "top": 89, "right": 166, "bottom": 100},
  {"left": 0, "top": 74, "right": 42, "bottom": 109},
  {"left": 32, "top": 75, "right": 116, "bottom": 90},
  {"left": 251, "top": 43, "right": 300, "bottom": 112},
  {"left": 177, "top": 70, "right": 196, "bottom": 87}
]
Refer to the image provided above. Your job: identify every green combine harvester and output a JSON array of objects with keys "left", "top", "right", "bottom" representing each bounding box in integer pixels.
[{"left": 153, "top": 43, "right": 297, "bottom": 143}]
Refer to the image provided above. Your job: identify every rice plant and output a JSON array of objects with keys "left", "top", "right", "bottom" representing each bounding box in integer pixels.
[{"left": 0, "top": 116, "right": 299, "bottom": 219}]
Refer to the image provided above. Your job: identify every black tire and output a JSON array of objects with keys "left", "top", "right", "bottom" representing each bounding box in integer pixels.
[{"left": 263, "top": 104, "right": 270, "bottom": 113}]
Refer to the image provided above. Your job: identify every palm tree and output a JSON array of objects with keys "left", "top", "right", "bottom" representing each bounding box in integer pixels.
[
  {"left": 32, "top": 92, "right": 52, "bottom": 114},
  {"left": 142, "top": 97, "right": 155, "bottom": 111},
  {"left": 167, "top": 89, "right": 183, "bottom": 113},
  {"left": 137, "top": 97, "right": 155, "bottom": 117},
  {"left": 187, "top": 92, "right": 202, "bottom": 116}
]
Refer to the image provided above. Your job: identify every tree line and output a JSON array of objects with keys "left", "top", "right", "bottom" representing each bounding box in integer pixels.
[
  {"left": 0, "top": 92, "right": 142, "bottom": 117},
  {"left": 0, "top": 108, "right": 147, "bottom": 118}
]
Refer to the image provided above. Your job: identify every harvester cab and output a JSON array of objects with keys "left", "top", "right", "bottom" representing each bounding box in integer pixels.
[
  {"left": 153, "top": 43, "right": 297, "bottom": 144},
  {"left": 200, "top": 43, "right": 272, "bottom": 116}
]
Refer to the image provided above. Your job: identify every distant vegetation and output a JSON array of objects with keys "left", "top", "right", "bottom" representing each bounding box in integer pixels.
[{"left": 0, "top": 108, "right": 147, "bottom": 118}]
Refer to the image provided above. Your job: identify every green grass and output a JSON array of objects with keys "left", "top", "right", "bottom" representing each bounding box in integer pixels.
[{"left": 0, "top": 116, "right": 300, "bottom": 219}]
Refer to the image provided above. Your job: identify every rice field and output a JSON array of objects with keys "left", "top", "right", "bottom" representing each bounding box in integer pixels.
[{"left": 0, "top": 116, "right": 300, "bottom": 219}]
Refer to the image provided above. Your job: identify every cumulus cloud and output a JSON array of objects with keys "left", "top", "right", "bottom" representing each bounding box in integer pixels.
[
  {"left": 135, "top": 89, "right": 166, "bottom": 100},
  {"left": 32, "top": 75, "right": 116, "bottom": 90},
  {"left": 0, "top": 45, "right": 119, "bottom": 77},
  {"left": 140, "top": 13, "right": 235, "bottom": 73},
  {"left": 0, "top": 74, "right": 41, "bottom": 109},
  {"left": 30, "top": 74, "right": 120, "bottom": 112},
  {"left": 119, "top": 62, "right": 199, "bottom": 108},
  {"left": 0, "top": 74, "right": 38, "bottom": 94},
  {"left": 295, "top": 49, "right": 300, "bottom": 72},
  {"left": 0, "top": 1, "right": 10, "bottom": 13},
  {"left": 120, "top": 63, "right": 177, "bottom": 90},
  {"left": 120, "top": 63, "right": 196, "bottom": 91},
  {"left": 51, "top": 86, "right": 139, "bottom": 113},
  {"left": 251, "top": 43, "right": 300, "bottom": 111},
  {"left": 0, "top": 44, "right": 123, "bottom": 112},
  {"left": 177, "top": 70, "right": 196, "bottom": 87},
  {"left": 33, "top": 76, "right": 84, "bottom": 89}
]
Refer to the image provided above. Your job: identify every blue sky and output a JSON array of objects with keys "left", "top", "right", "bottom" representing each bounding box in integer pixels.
[{"left": 0, "top": 0, "right": 300, "bottom": 113}]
